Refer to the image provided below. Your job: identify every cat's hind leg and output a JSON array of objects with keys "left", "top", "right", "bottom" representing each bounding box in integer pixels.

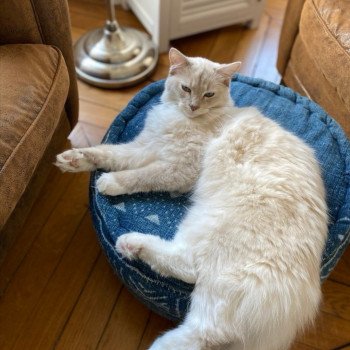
[
  {"left": 148, "top": 322, "right": 208, "bottom": 350},
  {"left": 115, "top": 232, "right": 196, "bottom": 284},
  {"left": 148, "top": 290, "right": 295, "bottom": 350},
  {"left": 96, "top": 160, "right": 193, "bottom": 195},
  {"left": 148, "top": 306, "right": 238, "bottom": 350}
]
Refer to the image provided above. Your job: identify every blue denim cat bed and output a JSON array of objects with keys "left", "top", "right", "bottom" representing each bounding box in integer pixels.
[{"left": 90, "top": 75, "right": 350, "bottom": 322}]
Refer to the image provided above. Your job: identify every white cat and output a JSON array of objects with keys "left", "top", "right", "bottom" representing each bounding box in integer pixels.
[
  {"left": 56, "top": 49, "right": 328, "bottom": 350},
  {"left": 55, "top": 49, "right": 240, "bottom": 195}
]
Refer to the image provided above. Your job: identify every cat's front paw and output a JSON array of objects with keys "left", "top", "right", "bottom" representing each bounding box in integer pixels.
[
  {"left": 96, "top": 173, "right": 127, "bottom": 196},
  {"left": 115, "top": 232, "right": 144, "bottom": 260},
  {"left": 55, "top": 148, "right": 97, "bottom": 172}
]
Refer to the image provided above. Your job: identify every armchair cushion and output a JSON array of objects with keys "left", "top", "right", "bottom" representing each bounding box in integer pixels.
[
  {"left": 299, "top": 0, "right": 350, "bottom": 114},
  {"left": 0, "top": 0, "right": 79, "bottom": 127},
  {"left": 0, "top": 44, "right": 69, "bottom": 229}
]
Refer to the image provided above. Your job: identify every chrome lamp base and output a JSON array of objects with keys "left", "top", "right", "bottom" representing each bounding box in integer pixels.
[{"left": 74, "top": 1, "right": 158, "bottom": 89}]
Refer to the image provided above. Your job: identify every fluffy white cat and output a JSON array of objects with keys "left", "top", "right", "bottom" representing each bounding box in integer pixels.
[
  {"left": 56, "top": 49, "right": 328, "bottom": 350},
  {"left": 55, "top": 49, "right": 240, "bottom": 195}
]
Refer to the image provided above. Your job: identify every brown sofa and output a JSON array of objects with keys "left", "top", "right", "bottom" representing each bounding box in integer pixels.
[
  {"left": 0, "top": 0, "right": 78, "bottom": 261},
  {"left": 277, "top": 0, "right": 350, "bottom": 137}
]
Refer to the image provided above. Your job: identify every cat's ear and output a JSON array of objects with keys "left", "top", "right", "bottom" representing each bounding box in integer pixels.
[
  {"left": 169, "top": 48, "right": 189, "bottom": 75},
  {"left": 216, "top": 62, "right": 241, "bottom": 86}
]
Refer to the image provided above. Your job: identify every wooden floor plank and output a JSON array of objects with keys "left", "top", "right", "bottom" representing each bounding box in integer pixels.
[
  {"left": 328, "top": 246, "right": 350, "bottom": 286},
  {"left": 298, "top": 311, "right": 350, "bottom": 349},
  {"left": 0, "top": 166, "right": 71, "bottom": 295},
  {"left": 0, "top": 173, "right": 89, "bottom": 350},
  {"left": 71, "top": 26, "right": 87, "bottom": 44},
  {"left": 173, "top": 30, "right": 218, "bottom": 59},
  {"left": 78, "top": 99, "right": 120, "bottom": 129},
  {"left": 338, "top": 345, "right": 350, "bottom": 350},
  {"left": 208, "top": 25, "right": 244, "bottom": 63},
  {"left": 77, "top": 80, "right": 150, "bottom": 111},
  {"left": 97, "top": 287, "right": 150, "bottom": 350},
  {"left": 137, "top": 312, "right": 174, "bottom": 350},
  {"left": 69, "top": 10, "right": 105, "bottom": 32},
  {"left": 321, "top": 279, "right": 350, "bottom": 321},
  {"left": 11, "top": 213, "right": 100, "bottom": 350},
  {"left": 69, "top": 1, "right": 144, "bottom": 31},
  {"left": 149, "top": 53, "right": 170, "bottom": 82},
  {"left": 55, "top": 254, "right": 123, "bottom": 350},
  {"left": 290, "top": 343, "right": 318, "bottom": 350}
]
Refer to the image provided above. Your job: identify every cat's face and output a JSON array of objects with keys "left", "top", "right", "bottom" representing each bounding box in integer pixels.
[{"left": 163, "top": 48, "right": 241, "bottom": 118}]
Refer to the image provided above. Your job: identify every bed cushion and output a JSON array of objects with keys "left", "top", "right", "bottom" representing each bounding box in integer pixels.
[{"left": 90, "top": 74, "right": 350, "bottom": 322}]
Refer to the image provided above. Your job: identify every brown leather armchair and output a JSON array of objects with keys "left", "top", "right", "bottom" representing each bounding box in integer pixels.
[
  {"left": 0, "top": 0, "right": 78, "bottom": 260},
  {"left": 277, "top": 0, "right": 350, "bottom": 136}
]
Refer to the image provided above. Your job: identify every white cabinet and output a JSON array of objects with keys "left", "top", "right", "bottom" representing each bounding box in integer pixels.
[{"left": 126, "top": 0, "right": 266, "bottom": 52}]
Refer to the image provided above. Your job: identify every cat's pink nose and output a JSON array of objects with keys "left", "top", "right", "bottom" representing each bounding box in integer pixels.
[{"left": 190, "top": 104, "right": 199, "bottom": 111}]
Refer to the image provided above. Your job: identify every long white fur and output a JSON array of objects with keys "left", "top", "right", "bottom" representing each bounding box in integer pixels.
[{"left": 55, "top": 48, "right": 328, "bottom": 350}]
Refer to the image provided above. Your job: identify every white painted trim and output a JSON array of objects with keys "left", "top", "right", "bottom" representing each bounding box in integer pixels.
[
  {"left": 127, "top": 0, "right": 156, "bottom": 34},
  {"left": 126, "top": 0, "right": 266, "bottom": 53}
]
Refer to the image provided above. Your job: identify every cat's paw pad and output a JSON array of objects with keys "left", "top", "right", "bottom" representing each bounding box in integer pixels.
[
  {"left": 115, "top": 233, "right": 143, "bottom": 260},
  {"left": 55, "top": 149, "right": 96, "bottom": 172},
  {"left": 96, "top": 173, "right": 126, "bottom": 196}
]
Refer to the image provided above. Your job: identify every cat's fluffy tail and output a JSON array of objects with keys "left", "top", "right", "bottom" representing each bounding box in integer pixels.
[{"left": 227, "top": 280, "right": 321, "bottom": 350}]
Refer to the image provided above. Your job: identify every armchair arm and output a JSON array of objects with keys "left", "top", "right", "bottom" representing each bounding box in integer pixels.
[
  {"left": 277, "top": 0, "right": 305, "bottom": 76},
  {"left": 0, "top": 0, "right": 78, "bottom": 128}
]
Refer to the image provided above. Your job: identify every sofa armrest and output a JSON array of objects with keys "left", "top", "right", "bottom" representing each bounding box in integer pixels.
[
  {"left": 277, "top": 0, "right": 305, "bottom": 76},
  {"left": 0, "top": 0, "right": 78, "bottom": 128}
]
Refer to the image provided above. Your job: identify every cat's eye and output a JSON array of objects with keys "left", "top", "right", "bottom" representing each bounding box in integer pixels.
[
  {"left": 181, "top": 85, "right": 191, "bottom": 93},
  {"left": 204, "top": 92, "right": 215, "bottom": 98}
]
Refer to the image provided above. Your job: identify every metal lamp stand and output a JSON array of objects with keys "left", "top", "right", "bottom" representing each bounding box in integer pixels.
[{"left": 74, "top": 0, "right": 158, "bottom": 88}]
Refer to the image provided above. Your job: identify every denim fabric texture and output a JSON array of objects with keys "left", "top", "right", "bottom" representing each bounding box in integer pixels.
[{"left": 89, "top": 75, "right": 350, "bottom": 322}]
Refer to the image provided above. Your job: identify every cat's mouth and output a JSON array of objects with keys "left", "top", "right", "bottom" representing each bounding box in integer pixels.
[{"left": 183, "top": 107, "right": 209, "bottom": 119}]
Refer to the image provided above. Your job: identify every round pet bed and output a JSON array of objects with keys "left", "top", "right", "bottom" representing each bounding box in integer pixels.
[{"left": 90, "top": 75, "right": 350, "bottom": 322}]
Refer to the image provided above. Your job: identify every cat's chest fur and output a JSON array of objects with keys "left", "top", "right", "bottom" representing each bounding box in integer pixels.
[{"left": 142, "top": 103, "right": 230, "bottom": 159}]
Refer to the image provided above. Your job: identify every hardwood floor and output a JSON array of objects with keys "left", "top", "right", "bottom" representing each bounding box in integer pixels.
[{"left": 0, "top": 0, "right": 349, "bottom": 349}]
